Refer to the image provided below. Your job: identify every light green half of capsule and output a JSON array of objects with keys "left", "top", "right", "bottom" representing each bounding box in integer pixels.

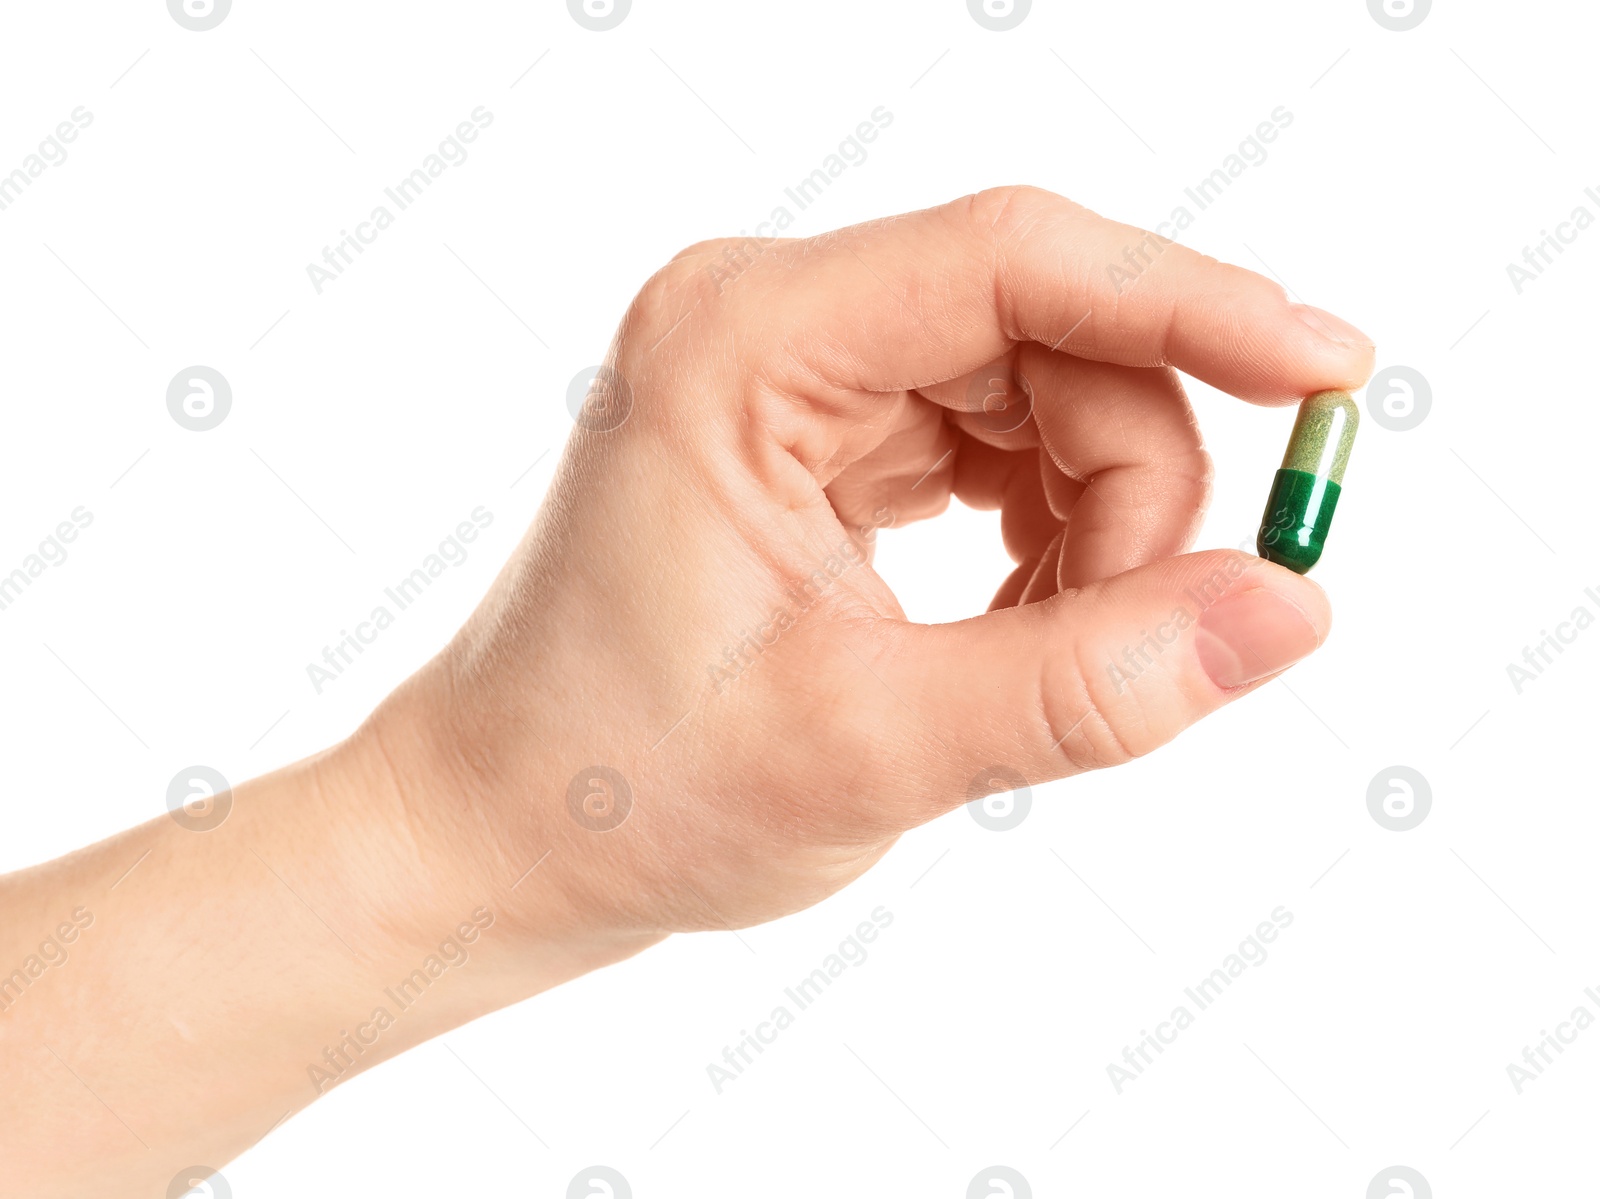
[{"left": 1256, "top": 389, "right": 1359, "bottom": 574}]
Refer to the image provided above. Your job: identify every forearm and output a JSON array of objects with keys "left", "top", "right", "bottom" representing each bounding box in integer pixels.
[{"left": 0, "top": 690, "right": 647, "bottom": 1197}]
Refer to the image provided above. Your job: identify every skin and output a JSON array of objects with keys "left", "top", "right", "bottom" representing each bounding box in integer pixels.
[{"left": 0, "top": 187, "right": 1373, "bottom": 1196}]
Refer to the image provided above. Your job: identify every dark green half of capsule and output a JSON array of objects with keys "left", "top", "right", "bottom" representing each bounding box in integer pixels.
[
  {"left": 1257, "top": 468, "right": 1341, "bottom": 574},
  {"left": 1256, "top": 389, "right": 1358, "bottom": 574}
]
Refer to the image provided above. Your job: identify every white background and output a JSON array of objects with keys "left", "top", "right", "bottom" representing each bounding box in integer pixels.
[{"left": 2, "top": 1, "right": 1597, "bottom": 1195}]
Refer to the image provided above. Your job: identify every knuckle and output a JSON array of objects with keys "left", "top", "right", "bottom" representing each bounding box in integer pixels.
[
  {"left": 1155, "top": 441, "right": 1215, "bottom": 516},
  {"left": 1035, "top": 630, "right": 1156, "bottom": 773},
  {"left": 624, "top": 251, "right": 716, "bottom": 336},
  {"left": 630, "top": 235, "right": 750, "bottom": 315},
  {"left": 1178, "top": 445, "right": 1215, "bottom": 503},
  {"left": 964, "top": 184, "right": 1068, "bottom": 236},
  {"left": 619, "top": 235, "right": 790, "bottom": 366},
  {"left": 668, "top": 237, "right": 730, "bottom": 264}
]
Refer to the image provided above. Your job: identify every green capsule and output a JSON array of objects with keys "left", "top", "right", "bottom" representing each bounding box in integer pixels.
[{"left": 1257, "top": 389, "right": 1358, "bottom": 574}]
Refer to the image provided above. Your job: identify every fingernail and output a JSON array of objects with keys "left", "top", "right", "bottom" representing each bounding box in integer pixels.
[
  {"left": 1195, "top": 587, "right": 1322, "bottom": 689},
  {"left": 1291, "top": 303, "right": 1373, "bottom": 348}
]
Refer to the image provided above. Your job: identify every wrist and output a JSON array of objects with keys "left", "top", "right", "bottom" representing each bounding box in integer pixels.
[{"left": 323, "top": 666, "right": 665, "bottom": 1014}]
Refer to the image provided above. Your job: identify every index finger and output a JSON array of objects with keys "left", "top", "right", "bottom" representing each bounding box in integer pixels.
[{"left": 750, "top": 186, "right": 1374, "bottom": 405}]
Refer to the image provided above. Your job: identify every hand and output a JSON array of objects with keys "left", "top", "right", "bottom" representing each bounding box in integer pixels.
[
  {"left": 1, "top": 187, "right": 1376, "bottom": 1195},
  {"left": 367, "top": 185, "right": 1376, "bottom": 956}
]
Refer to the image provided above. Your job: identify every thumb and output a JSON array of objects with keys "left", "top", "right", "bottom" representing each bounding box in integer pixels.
[{"left": 867, "top": 550, "right": 1331, "bottom": 817}]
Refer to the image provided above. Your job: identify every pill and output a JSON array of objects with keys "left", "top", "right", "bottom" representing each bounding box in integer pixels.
[{"left": 1256, "top": 389, "right": 1358, "bottom": 574}]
